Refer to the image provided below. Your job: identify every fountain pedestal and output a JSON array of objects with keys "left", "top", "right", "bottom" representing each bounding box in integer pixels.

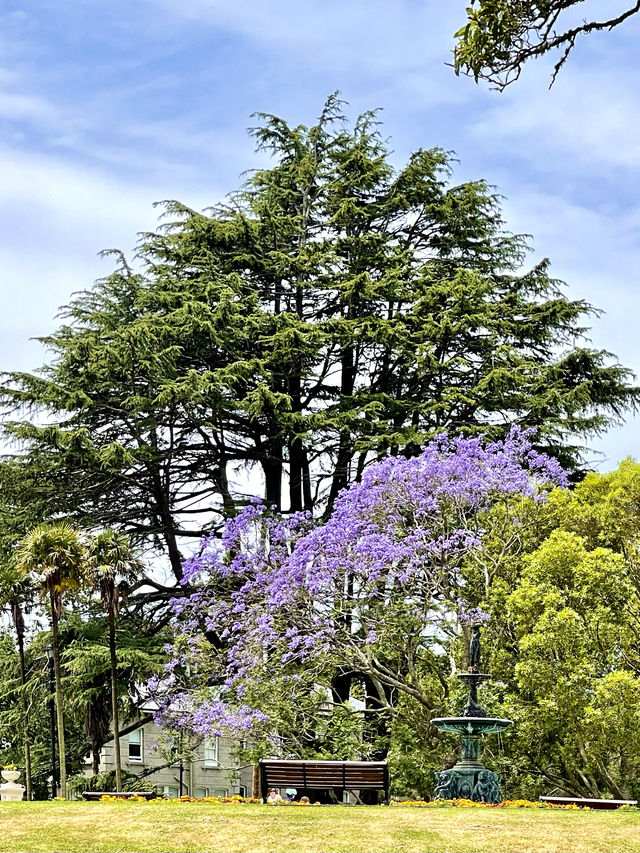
[
  {"left": 0, "top": 769, "right": 25, "bottom": 802},
  {"left": 452, "top": 733, "right": 483, "bottom": 797}
]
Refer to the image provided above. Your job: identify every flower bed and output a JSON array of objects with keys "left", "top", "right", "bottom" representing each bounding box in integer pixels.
[
  {"left": 392, "top": 798, "right": 637, "bottom": 810},
  {"left": 95, "top": 794, "right": 638, "bottom": 810},
  {"left": 98, "top": 794, "right": 260, "bottom": 804}
]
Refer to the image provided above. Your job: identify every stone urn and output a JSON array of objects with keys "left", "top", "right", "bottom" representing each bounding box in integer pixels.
[{"left": 0, "top": 768, "right": 25, "bottom": 801}]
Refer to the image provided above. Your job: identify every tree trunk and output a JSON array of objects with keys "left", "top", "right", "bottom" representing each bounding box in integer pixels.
[
  {"left": 13, "top": 604, "right": 32, "bottom": 801},
  {"left": 149, "top": 429, "right": 184, "bottom": 582},
  {"left": 164, "top": 526, "right": 184, "bottom": 583},
  {"left": 331, "top": 668, "right": 352, "bottom": 704},
  {"left": 326, "top": 342, "right": 357, "bottom": 514},
  {"left": 108, "top": 606, "right": 123, "bottom": 791},
  {"left": 263, "top": 436, "right": 283, "bottom": 510},
  {"left": 287, "top": 286, "right": 312, "bottom": 512},
  {"left": 49, "top": 595, "right": 67, "bottom": 799}
]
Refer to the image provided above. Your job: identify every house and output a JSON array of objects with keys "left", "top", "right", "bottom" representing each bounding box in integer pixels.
[{"left": 90, "top": 715, "right": 254, "bottom": 798}]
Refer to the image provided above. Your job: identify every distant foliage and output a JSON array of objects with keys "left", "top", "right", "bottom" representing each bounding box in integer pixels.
[{"left": 68, "top": 769, "right": 155, "bottom": 795}]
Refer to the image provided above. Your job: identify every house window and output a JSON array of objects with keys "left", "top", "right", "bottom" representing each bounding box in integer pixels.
[
  {"left": 203, "top": 736, "right": 219, "bottom": 767},
  {"left": 128, "top": 729, "right": 143, "bottom": 762},
  {"left": 194, "top": 787, "right": 209, "bottom": 798},
  {"left": 213, "top": 788, "right": 227, "bottom": 798},
  {"left": 163, "top": 786, "right": 179, "bottom": 798},
  {"left": 237, "top": 786, "right": 247, "bottom": 797}
]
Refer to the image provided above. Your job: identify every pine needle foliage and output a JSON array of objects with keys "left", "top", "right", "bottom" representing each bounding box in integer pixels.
[{"left": 1, "top": 95, "right": 637, "bottom": 581}]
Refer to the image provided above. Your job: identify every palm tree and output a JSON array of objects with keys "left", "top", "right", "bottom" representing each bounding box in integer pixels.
[
  {"left": 87, "top": 529, "right": 144, "bottom": 791},
  {"left": 15, "top": 523, "right": 86, "bottom": 799}
]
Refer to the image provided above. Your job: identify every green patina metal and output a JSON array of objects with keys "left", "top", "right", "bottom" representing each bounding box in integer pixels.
[{"left": 431, "top": 626, "right": 512, "bottom": 804}]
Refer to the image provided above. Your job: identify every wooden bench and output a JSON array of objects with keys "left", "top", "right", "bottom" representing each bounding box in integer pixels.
[
  {"left": 259, "top": 759, "right": 390, "bottom": 804},
  {"left": 81, "top": 791, "right": 158, "bottom": 800},
  {"left": 539, "top": 796, "right": 637, "bottom": 810}
]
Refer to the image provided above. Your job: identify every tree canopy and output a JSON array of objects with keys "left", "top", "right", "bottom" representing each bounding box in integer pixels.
[
  {"left": 2, "top": 96, "right": 637, "bottom": 586},
  {"left": 454, "top": 1, "right": 640, "bottom": 89},
  {"left": 468, "top": 458, "right": 640, "bottom": 800},
  {"left": 154, "top": 429, "right": 565, "bottom": 751},
  {"left": 0, "top": 526, "right": 164, "bottom": 797}
]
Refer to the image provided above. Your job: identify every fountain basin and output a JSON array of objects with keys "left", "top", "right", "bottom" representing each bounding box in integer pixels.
[
  {"left": 456, "top": 672, "right": 492, "bottom": 683},
  {"left": 431, "top": 716, "right": 513, "bottom": 735},
  {"left": 431, "top": 715, "right": 513, "bottom": 802}
]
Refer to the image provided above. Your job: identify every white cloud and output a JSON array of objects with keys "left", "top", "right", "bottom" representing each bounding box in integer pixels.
[
  {"left": 0, "top": 146, "right": 218, "bottom": 373},
  {"left": 141, "top": 0, "right": 463, "bottom": 73},
  {"left": 500, "top": 188, "right": 640, "bottom": 304},
  {"left": 0, "top": 150, "right": 145, "bottom": 219},
  {"left": 0, "top": 91, "right": 61, "bottom": 124},
  {"left": 497, "top": 186, "right": 640, "bottom": 467},
  {"left": 471, "top": 62, "right": 640, "bottom": 171}
]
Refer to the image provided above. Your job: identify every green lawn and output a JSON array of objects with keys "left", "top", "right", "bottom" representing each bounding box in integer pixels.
[{"left": 0, "top": 802, "right": 638, "bottom": 853}]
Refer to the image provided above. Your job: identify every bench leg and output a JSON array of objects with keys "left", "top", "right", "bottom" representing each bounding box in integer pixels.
[{"left": 259, "top": 764, "right": 268, "bottom": 804}]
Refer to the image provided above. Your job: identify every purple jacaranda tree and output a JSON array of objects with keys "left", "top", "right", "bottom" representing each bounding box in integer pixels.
[{"left": 152, "top": 428, "right": 565, "bottom": 746}]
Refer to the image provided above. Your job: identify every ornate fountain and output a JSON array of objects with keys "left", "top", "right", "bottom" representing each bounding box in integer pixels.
[{"left": 431, "top": 625, "right": 512, "bottom": 803}]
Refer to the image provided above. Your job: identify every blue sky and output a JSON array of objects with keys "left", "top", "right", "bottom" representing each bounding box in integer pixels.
[{"left": 2, "top": 0, "right": 640, "bottom": 468}]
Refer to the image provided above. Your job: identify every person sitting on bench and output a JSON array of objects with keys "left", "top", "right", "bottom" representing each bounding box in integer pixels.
[{"left": 266, "top": 788, "right": 283, "bottom": 804}]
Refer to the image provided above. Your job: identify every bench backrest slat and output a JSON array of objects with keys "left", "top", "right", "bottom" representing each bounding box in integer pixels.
[
  {"left": 259, "top": 759, "right": 390, "bottom": 803},
  {"left": 539, "top": 796, "right": 637, "bottom": 809}
]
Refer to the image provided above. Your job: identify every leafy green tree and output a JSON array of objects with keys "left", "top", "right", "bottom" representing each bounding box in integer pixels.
[
  {"left": 0, "top": 604, "right": 161, "bottom": 798},
  {"left": 0, "top": 629, "right": 78, "bottom": 799},
  {"left": 0, "top": 460, "right": 66, "bottom": 798},
  {"left": 454, "top": 1, "right": 640, "bottom": 89},
  {"left": 544, "top": 457, "right": 640, "bottom": 581},
  {"left": 67, "top": 768, "right": 157, "bottom": 796},
  {"left": 15, "top": 523, "right": 86, "bottom": 798},
  {"left": 461, "top": 459, "right": 640, "bottom": 798},
  {"left": 502, "top": 529, "right": 640, "bottom": 798},
  {"left": 63, "top": 613, "right": 164, "bottom": 778},
  {"left": 2, "top": 97, "right": 636, "bottom": 584},
  {"left": 86, "top": 529, "right": 144, "bottom": 790}
]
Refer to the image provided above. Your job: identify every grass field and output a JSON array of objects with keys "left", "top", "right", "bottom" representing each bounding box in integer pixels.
[{"left": 0, "top": 802, "right": 638, "bottom": 853}]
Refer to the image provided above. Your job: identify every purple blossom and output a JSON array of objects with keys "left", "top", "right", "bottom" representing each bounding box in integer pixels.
[{"left": 152, "top": 427, "right": 565, "bottom": 738}]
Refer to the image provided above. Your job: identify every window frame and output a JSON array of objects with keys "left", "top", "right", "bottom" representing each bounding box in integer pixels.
[
  {"left": 203, "top": 736, "right": 219, "bottom": 767},
  {"left": 128, "top": 728, "right": 143, "bottom": 763}
]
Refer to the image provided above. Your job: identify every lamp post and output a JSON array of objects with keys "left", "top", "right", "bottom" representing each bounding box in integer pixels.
[{"left": 45, "top": 644, "right": 58, "bottom": 799}]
